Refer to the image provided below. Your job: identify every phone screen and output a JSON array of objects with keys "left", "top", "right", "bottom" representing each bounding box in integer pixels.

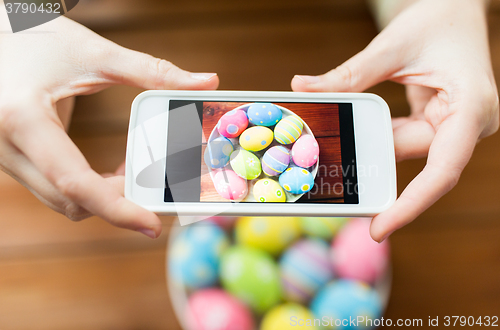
[{"left": 164, "top": 100, "right": 358, "bottom": 204}]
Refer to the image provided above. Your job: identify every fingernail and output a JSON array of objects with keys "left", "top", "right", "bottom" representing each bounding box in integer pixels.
[
  {"left": 190, "top": 72, "right": 217, "bottom": 81},
  {"left": 137, "top": 228, "right": 157, "bottom": 239},
  {"left": 294, "top": 75, "right": 321, "bottom": 84}
]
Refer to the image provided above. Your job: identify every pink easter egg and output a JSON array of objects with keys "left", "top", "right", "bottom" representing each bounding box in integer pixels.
[
  {"left": 185, "top": 289, "right": 255, "bottom": 330},
  {"left": 218, "top": 109, "right": 249, "bottom": 138},
  {"left": 213, "top": 169, "right": 248, "bottom": 201},
  {"left": 291, "top": 135, "right": 319, "bottom": 168},
  {"left": 206, "top": 216, "right": 238, "bottom": 230},
  {"left": 331, "top": 218, "right": 390, "bottom": 284}
]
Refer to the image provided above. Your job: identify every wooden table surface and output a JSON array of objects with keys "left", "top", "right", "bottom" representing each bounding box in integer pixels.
[{"left": 1, "top": 0, "right": 500, "bottom": 329}]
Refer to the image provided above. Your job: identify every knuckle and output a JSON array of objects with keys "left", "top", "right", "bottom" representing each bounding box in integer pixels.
[
  {"left": 55, "top": 173, "right": 85, "bottom": 201},
  {"left": 335, "top": 65, "right": 356, "bottom": 91},
  {"left": 63, "top": 202, "right": 91, "bottom": 222},
  {"left": 0, "top": 102, "right": 22, "bottom": 137},
  {"left": 151, "top": 58, "right": 174, "bottom": 89}
]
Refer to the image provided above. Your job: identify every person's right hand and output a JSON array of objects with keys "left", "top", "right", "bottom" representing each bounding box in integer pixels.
[{"left": 0, "top": 16, "right": 219, "bottom": 238}]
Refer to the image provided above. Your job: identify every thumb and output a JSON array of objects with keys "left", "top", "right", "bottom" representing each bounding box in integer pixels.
[
  {"left": 101, "top": 45, "right": 219, "bottom": 90},
  {"left": 291, "top": 45, "right": 397, "bottom": 93}
]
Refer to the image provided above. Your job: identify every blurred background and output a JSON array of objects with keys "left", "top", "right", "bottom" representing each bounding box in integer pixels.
[{"left": 1, "top": 0, "right": 499, "bottom": 329}]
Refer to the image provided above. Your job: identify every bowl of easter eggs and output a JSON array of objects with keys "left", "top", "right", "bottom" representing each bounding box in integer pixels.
[
  {"left": 204, "top": 103, "right": 320, "bottom": 203},
  {"left": 167, "top": 217, "right": 392, "bottom": 330}
]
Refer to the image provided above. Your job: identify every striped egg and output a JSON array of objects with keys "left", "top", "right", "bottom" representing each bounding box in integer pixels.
[
  {"left": 262, "top": 146, "right": 290, "bottom": 176},
  {"left": 280, "top": 238, "right": 334, "bottom": 303},
  {"left": 274, "top": 116, "right": 303, "bottom": 145},
  {"left": 279, "top": 167, "right": 315, "bottom": 194},
  {"left": 247, "top": 103, "right": 282, "bottom": 126}
]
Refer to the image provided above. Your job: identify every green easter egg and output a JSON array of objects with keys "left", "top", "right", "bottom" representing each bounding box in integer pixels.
[
  {"left": 230, "top": 149, "right": 262, "bottom": 180},
  {"left": 220, "top": 246, "right": 281, "bottom": 314},
  {"left": 301, "top": 217, "right": 349, "bottom": 240}
]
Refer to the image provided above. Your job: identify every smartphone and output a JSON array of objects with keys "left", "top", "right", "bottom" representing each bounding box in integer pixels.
[{"left": 125, "top": 91, "right": 396, "bottom": 221}]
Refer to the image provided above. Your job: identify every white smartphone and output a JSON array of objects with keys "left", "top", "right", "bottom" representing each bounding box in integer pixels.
[{"left": 125, "top": 91, "right": 396, "bottom": 222}]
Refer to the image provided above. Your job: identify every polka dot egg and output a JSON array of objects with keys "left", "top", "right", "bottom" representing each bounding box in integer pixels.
[
  {"left": 185, "top": 288, "right": 255, "bottom": 330},
  {"left": 279, "top": 167, "right": 315, "bottom": 194},
  {"left": 262, "top": 146, "right": 290, "bottom": 176},
  {"left": 247, "top": 103, "right": 283, "bottom": 126},
  {"left": 253, "top": 178, "right": 286, "bottom": 203},
  {"left": 220, "top": 246, "right": 281, "bottom": 314},
  {"left": 204, "top": 136, "right": 234, "bottom": 169},
  {"left": 235, "top": 217, "right": 302, "bottom": 256},
  {"left": 239, "top": 126, "right": 273, "bottom": 152},
  {"left": 292, "top": 135, "right": 319, "bottom": 168},
  {"left": 213, "top": 169, "right": 248, "bottom": 201},
  {"left": 218, "top": 109, "right": 248, "bottom": 138},
  {"left": 280, "top": 239, "right": 334, "bottom": 303},
  {"left": 310, "top": 280, "right": 382, "bottom": 329},
  {"left": 274, "top": 116, "right": 303, "bottom": 145},
  {"left": 168, "top": 222, "right": 229, "bottom": 290}
]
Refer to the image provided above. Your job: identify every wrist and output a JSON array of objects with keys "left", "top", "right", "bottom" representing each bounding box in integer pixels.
[{"left": 368, "top": 0, "right": 490, "bottom": 29}]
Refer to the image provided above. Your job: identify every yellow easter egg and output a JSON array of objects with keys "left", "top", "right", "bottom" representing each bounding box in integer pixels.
[
  {"left": 235, "top": 217, "right": 301, "bottom": 256},
  {"left": 239, "top": 126, "right": 273, "bottom": 152},
  {"left": 261, "top": 303, "right": 319, "bottom": 330},
  {"left": 253, "top": 178, "right": 286, "bottom": 203}
]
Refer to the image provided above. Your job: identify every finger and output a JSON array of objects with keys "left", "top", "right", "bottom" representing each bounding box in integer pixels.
[
  {"left": 7, "top": 105, "right": 162, "bottom": 238},
  {"left": 370, "top": 112, "right": 480, "bottom": 242},
  {"left": 393, "top": 118, "right": 435, "bottom": 161},
  {"left": 291, "top": 43, "right": 402, "bottom": 92},
  {"left": 100, "top": 44, "right": 219, "bottom": 91},
  {"left": 0, "top": 140, "right": 91, "bottom": 220},
  {"left": 406, "top": 85, "right": 436, "bottom": 114}
]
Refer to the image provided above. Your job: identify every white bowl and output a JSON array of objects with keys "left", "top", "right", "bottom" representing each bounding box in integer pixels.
[{"left": 207, "top": 103, "right": 319, "bottom": 203}]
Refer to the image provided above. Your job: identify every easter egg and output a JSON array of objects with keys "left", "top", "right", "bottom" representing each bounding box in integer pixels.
[
  {"left": 280, "top": 239, "right": 334, "bottom": 303},
  {"left": 217, "top": 109, "right": 249, "bottom": 138},
  {"left": 213, "top": 169, "right": 248, "bottom": 201},
  {"left": 301, "top": 217, "right": 349, "bottom": 240},
  {"left": 253, "top": 178, "right": 286, "bottom": 203},
  {"left": 261, "top": 303, "right": 319, "bottom": 330},
  {"left": 185, "top": 288, "right": 255, "bottom": 330},
  {"left": 310, "top": 280, "right": 382, "bottom": 329},
  {"left": 332, "top": 218, "right": 390, "bottom": 284},
  {"left": 239, "top": 126, "right": 273, "bottom": 152},
  {"left": 292, "top": 135, "right": 319, "bottom": 168},
  {"left": 279, "top": 167, "right": 315, "bottom": 194},
  {"left": 204, "top": 137, "right": 234, "bottom": 169},
  {"left": 235, "top": 217, "right": 301, "bottom": 256},
  {"left": 205, "top": 216, "right": 238, "bottom": 230},
  {"left": 262, "top": 146, "right": 290, "bottom": 176},
  {"left": 229, "top": 149, "right": 261, "bottom": 180},
  {"left": 220, "top": 246, "right": 281, "bottom": 314},
  {"left": 168, "top": 222, "right": 229, "bottom": 289},
  {"left": 274, "top": 116, "right": 303, "bottom": 145},
  {"left": 247, "top": 103, "right": 282, "bottom": 126}
]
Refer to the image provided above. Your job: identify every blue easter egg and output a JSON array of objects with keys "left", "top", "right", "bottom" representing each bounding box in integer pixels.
[
  {"left": 310, "top": 280, "right": 382, "bottom": 329},
  {"left": 204, "top": 136, "right": 234, "bottom": 169},
  {"left": 279, "top": 167, "right": 314, "bottom": 194},
  {"left": 168, "top": 222, "right": 230, "bottom": 289},
  {"left": 247, "top": 103, "right": 283, "bottom": 127}
]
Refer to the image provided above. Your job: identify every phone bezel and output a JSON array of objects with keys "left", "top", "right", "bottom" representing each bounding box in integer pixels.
[{"left": 125, "top": 91, "right": 396, "bottom": 217}]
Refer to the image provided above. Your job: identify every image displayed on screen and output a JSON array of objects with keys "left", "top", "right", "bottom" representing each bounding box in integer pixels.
[{"left": 164, "top": 101, "right": 358, "bottom": 204}]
